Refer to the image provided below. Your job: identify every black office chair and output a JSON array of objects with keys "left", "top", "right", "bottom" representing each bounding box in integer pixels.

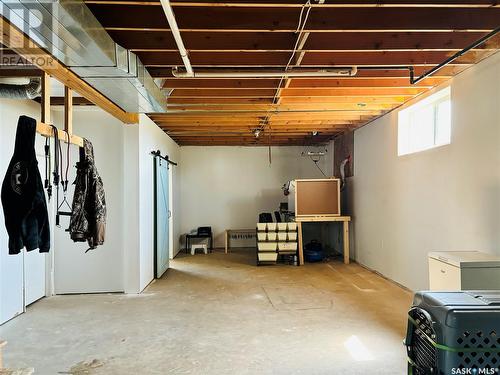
[
  {"left": 274, "top": 211, "right": 282, "bottom": 223},
  {"left": 258, "top": 213, "right": 273, "bottom": 223},
  {"left": 185, "top": 226, "right": 213, "bottom": 253}
]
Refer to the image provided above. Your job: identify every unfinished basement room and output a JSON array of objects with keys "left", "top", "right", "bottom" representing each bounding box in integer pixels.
[{"left": 0, "top": 1, "right": 499, "bottom": 374}]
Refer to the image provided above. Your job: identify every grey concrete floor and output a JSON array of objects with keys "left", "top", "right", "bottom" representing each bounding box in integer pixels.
[{"left": 1, "top": 249, "right": 413, "bottom": 375}]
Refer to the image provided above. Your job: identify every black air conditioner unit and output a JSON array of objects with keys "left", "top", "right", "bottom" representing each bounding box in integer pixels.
[{"left": 405, "top": 291, "right": 500, "bottom": 375}]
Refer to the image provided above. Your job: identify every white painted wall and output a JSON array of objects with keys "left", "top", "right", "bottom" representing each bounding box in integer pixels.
[
  {"left": 123, "top": 115, "right": 181, "bottom": 293},
  {"left": 49, "top": 111, "right": 181, "bottom": 294},
  {"left": 137, "top": 114, "right": 181, "bottom": 291},
  {"left": 123, "top": 124, "right": 141, "bottom": 294},
  {"left": 51, "top": 107, "right": 126, "bottom": 293},
  {"left": 0, "top": 100, "right": 181, "bottom": 313},
  {"left": 180, "top": 145, "right": 332, "bottom": 248},
  {"left": 350, "top": 52, "right": 500, "bottom": 291},
  {"left": 0, "top": 99, "right": 46, "bottom": 324}
]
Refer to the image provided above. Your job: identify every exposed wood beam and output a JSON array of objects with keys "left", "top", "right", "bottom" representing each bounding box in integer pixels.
[
  {"left": 155, "top": 123, "right": 361, "bottom": 129},
  {"left": 107, "top": 30, "right": 498, "bottom": 51},
  {"left": 178, "top": 142, "right": 328, "bottom": 146},
  {"left": 0, "top": 16, "right": 138, "bottom": 124},
  {"left": 164, "top": 103, "right": 398, "bottom": 111},
  {"left": 167, "top": 130, "right": 341, "bottom": 135},
  {"left": 33, "top": 97, "right": 95, "bottom": 106},
  {"left": 136, "top": 50, "right": 488, "bottom": 66},
  {"left": 166, "top": 96, "right": 406, "bottom": 104},
  {"left": 160, "top": 125, "right": 356, "bottom": 131},
  {"left": 150, "top": 65, "right": 468, "bottom": 79},
  {"left": 86, "top": 1, "right": 500, "bottom": 8},
  {"left": 150, "top": 109, "right": 384, "bottom": 117},
  {"left": 0, "top": 68, "right": 42, "bottom": 77},
  {"left": 41, "top": 72, "right": 50, "bottom": 124},
  {"left": 162, "top": 77, "right": 446, "bottom": 89},
  {"left": 155, "top": 123, "right": 376, "bottom": 130},
  {"left": 64, "top": 86, "right": 73, "bottom": 135},
  {"left": 84, "top": 0, "right": 499, "bottom": 146},
  {"left": 169, "top": 87, "right": 426, "bottom": 97},
  {"left": 170, "top": 135, "right": 333, "bottom": 140},
  {"left": 36, "top": 121, "right": 84, "bottom": 148},
  {"left": 88, "top": 5, "right": 500, "bottom": 32}
]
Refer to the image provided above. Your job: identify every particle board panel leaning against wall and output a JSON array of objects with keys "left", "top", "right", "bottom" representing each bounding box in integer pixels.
[{"left": 295, "top": 179, "right": 341, "bottom": 217}]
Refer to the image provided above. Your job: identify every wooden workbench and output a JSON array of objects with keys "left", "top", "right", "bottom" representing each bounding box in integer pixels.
[{"left": 295, "top": 216, "right": 351, "bottom": 266}]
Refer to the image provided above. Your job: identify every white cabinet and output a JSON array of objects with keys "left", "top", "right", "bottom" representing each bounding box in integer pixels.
[{"left": 428, "top": 251, "right": 500, "bottom": 291}]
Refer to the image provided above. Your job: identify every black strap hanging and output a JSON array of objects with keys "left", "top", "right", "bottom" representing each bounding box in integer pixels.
[
  {"left": 63, "top": 130, "right": 70, "bottom": 192},
  {"left": 49, "top": 125, "right": 73, "bottom": 228},
  {"left": 44, "top": 136, "right": 52, "bottom": 200},
  {"left": 50, "top": 125, "right": 61, "bottom": 225},
  {"left": 56, "top": 130, "right": 72, "bottom": 228}
]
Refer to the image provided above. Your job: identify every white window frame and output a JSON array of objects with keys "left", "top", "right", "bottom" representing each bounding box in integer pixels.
[{"left": 398, "top": 87, "right": 451, "bottom": 156}]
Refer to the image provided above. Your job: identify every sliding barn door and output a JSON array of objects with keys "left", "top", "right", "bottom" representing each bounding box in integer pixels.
[{"left": 154, "top": 157, "right": 170, "bottom": 278}]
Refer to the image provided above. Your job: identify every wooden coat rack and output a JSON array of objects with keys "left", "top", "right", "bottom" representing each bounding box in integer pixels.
[{"left": 36, "top": 72, "right": 84, "bottom": 148}]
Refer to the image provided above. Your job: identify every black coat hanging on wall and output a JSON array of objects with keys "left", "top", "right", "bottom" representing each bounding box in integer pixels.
[{"left": 1, "top": 115, "right": 50, "bottom": 254}]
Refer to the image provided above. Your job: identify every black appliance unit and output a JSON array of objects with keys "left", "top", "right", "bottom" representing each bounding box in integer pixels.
[{"left": 405, "top": 291, "right": 500, "bottom": 375}]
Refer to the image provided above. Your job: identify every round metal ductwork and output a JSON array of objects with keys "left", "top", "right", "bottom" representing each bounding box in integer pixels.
[{"left": 0, "top": 78, "right": 42, "bottom": 100}]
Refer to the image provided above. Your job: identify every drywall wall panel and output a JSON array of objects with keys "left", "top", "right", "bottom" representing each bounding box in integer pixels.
[
  {"left": 52, "top": 107, "right": 125, "bottom": 293},
  {"left": 350, "top": 52, "right": 500, "bottom": 291},
  {"left": 123, "top": 124, "right": 141, "bottom": 294},
  {"left": 138, "top": 114, "right": 181, "bottom": 291},
  {"left": 0, "top": 99, "right": 43, "bottom": 324},
  {"left": 180, "top": 145, "right": 332, "bottom": 248}
]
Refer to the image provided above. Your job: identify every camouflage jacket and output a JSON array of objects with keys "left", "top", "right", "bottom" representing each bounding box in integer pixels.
[{"left": 69, "top": 139, "right": 106, "bottom": 251}]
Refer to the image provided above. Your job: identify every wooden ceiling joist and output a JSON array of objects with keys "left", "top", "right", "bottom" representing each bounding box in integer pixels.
[
  {"left": 88, "top": 5, "right": 500, "bottom": 32},
  {"left": 168, "top": 87, "right": 427, "bottom": 97},
  {"left": 164, "top": 103, "right": 397, "bottom": 111},
  {"left": 161, "top": 77, "right": 447, "bottom": 89},
  {"left": 136, "top": 50, "right": 487, "bottom": 66},
  {"left": 149, "top": 65, "right": 468, "bottom": 79},
  {"left": 166, "top": 96, "right": 409, "bottom": 104},
  {"left": 83, "top": 0, "right": 499, "bottom": 146},
  {"left": 85, "top": 1, "right": 500, "bottom": 8},
  {"left": 106, "top": 30, "right": 497, "bottom": 51}
]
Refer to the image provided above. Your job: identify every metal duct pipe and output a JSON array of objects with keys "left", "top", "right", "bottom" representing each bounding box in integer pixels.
[
  {"left": 171, "top": 67, "right": 358, "bottom": 78},
  {"left": 160, "top": 0, "right": 194, "bottom": 77},
  {"left": 0, "top": 78, "right": 41, "bottom": 100},
  {"left": 1, "top": 0, "right": 168, "bottom": 113}
]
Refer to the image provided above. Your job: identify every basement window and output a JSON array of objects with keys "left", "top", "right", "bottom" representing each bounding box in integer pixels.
[{"left": 398, "top": 87, "right": 451, "bottom": 156}]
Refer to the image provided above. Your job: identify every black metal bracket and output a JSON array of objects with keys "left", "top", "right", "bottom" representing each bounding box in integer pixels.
[
  {"left": 409, "top": 26, "right": 500, "bottom": 85},
  {"left": 356, "top": 27, "right": 500, "bottom": 86},
  {"left": 151, "top": 150, "right": 178, "bottom": 166}
]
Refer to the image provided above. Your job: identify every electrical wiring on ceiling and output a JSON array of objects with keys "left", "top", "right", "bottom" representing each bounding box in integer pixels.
[{"left": 257, "top": 0, "right": 314, "bottom": 137}]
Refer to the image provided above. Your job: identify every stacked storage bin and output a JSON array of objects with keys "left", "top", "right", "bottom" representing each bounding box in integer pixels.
[
  {"left": 256, "top": 222, "right": 298, "bottom": 265},
  {"left": 257, "top": 222, "right": 278, "bottom": 265},
  {"left": 277, "top": 222, "right": 298, "bottom": 258}
]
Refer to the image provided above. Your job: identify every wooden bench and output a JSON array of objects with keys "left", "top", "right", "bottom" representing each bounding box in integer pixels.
[{"left": 224, "top": 229, "right": 256, "bottom": 253}]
